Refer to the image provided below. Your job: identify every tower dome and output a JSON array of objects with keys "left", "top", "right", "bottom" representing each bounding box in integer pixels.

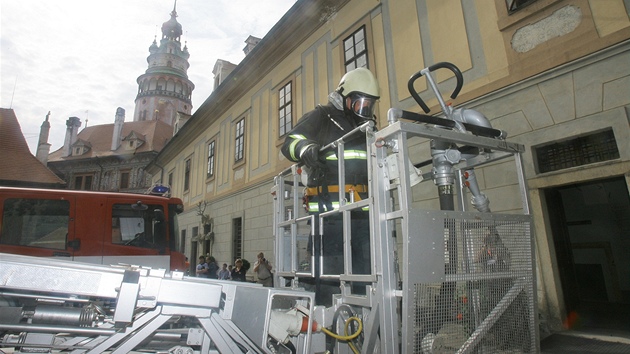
[
  {"left": 149, "top": 38, "right": 159, "bottom": 54},
  {"left": 161, "top": 4, "right": 182, "bottom": 40}
]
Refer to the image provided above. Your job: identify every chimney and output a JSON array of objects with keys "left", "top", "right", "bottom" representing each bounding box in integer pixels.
[
  {"left": 36, "top": 111, "right": 52, "bottom": 164},
  {"left": 243, "top": 35, "right": 261, "bottom": 56},
  {"left": 63, "top": 116, "right": 81, "bottom": 157},
  {"left": 111, "top": 107, "right": 125, "bottom": 151}
]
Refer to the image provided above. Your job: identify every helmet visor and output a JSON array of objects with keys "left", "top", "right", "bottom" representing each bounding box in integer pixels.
[{"left": 351, "top": 95, "right": 377, "bottom": 119}]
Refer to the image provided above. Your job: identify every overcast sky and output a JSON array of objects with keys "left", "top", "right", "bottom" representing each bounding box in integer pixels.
[{"left": 1, "top": 0, "right": 296, "bottom": 154}]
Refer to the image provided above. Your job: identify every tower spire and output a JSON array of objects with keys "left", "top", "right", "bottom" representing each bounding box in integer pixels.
[{"left": 161, "top": 0, "right": 182, "bottom": 41}]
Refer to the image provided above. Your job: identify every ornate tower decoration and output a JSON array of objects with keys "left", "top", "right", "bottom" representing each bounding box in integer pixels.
[{"left": 133, "top": 0, "right": 195, "bottom": 127}]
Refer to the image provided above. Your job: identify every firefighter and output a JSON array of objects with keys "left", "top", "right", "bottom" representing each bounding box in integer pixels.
[{"left": 281, "top": 67, "right": 379, "bottom": 305}]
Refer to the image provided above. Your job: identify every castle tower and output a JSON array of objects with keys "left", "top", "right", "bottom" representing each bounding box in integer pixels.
[{"left": 133, "top": 0, "right": 195, "bottom": 127}]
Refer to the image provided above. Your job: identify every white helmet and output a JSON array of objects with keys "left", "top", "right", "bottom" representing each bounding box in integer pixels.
[{"left": 335, "top": 67, "right": 380, "bottom": 119}]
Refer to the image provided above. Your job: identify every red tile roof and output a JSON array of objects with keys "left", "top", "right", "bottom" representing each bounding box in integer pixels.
[
  {"left": 48, "top": 119, "right": 173, "bottom": 161},
  {"left": 0, "top": 108, "right": 66, "bottom": 186}
]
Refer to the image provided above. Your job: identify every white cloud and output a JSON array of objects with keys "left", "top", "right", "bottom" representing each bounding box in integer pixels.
[{"left": 1, "top": 0, "right": 296, "bottom": 153}]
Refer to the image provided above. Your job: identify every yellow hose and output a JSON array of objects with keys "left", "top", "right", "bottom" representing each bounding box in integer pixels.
[{"left": 321, "top": 316, "right": 363, "bottom": 354}]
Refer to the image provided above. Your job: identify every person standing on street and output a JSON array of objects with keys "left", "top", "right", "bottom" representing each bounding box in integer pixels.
[
  {"left": 218, "top": 263, "right": 231, "bottom": 280},
  {"left": 253, "top": 252, "right": 273, "bottom": 287},
  {"left": 231, "top": 259, "right": 247, "bottom": 282},
  {"left": 206, "top": 256, "right": 219, "bottom": 279},
  {"left": 195, "top": 256, "right": 209, "bottom": 278}
]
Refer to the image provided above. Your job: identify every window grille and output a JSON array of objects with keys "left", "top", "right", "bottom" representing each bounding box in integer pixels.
[
  {"left": 535, "top": 129, "right": 619, "bottom": 173},
  {"left": 232, "top": 217, "right": 243, "bottom": 261}
]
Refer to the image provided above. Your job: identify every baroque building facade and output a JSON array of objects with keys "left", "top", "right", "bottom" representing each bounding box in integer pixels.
[
  {"left": 43, "top": 3, "right": 194, "bottom": 194},
  {"left": 147, "top": 0, "right": 630, "bottom": 337}
]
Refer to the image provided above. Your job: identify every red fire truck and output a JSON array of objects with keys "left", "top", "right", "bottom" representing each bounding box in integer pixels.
[{"left": 0, "top": 186, "right": 186, "bottom": 272}]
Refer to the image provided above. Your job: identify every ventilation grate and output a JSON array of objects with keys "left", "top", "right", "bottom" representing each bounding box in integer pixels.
[{"left": 535, "top": 129, "right": 619, "bottom": 173}]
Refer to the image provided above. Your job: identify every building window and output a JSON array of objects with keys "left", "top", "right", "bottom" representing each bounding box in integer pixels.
[
  {"left": 343, "top": 26, "right": 368, "bottom": 72},
  {"left": 534, "top": 129, "right": 619, "bottom": 174},
  {"left": 119, "top": 171, "right": 130, "bottom": 189},
  {"left": 506, "top": 0, "right": 538, "bottom": 13},
  {"left": 279, "top": 81, "right": 293, "bottom": 137},
  {"left": 184, "top": 158, "right": 191, "bottom": 191},
  {"left": 168, "top": 171, "right": 174, "bottom": 189},
  {"left": 74, "top": 174, "right": 93, "bottom": 190},
  {"left": 232, "top": 217, "right": 243, "bottom": 261},
  {"left": 207, "top": 140, "right": 216, "bottom": 178},
  {"left": 234, "top": 118, "right": 245, "bottom": 162}
]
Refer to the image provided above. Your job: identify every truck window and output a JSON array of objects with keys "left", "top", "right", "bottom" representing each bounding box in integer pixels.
[
  {"left": 111, "top": 203, "right": 166, "bottom": 249},
  {"left": 0, "top": 198, "right": 69, "bottom": 250}
]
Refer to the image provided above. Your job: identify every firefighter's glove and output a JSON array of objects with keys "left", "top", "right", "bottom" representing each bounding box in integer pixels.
[{"left": 300, "top": 144, "right": 327, "bottom": 172}]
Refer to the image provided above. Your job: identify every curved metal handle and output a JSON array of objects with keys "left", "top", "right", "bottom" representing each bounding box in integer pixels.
[
  {"left": 408, "top": 71, "right": 431, "bottom": 113},
  {"left": 407, "top": 62, "right": 464, "bottom": 113}
]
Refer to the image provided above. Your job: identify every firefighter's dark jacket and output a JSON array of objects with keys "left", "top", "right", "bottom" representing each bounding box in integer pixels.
[{"left": 281, "top": 102, "right": 369, "bottom": 188}]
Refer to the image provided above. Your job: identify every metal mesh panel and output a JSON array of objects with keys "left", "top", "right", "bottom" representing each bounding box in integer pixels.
[{"left": 408, "top": 214, "right": 535, "bottom": 353}]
